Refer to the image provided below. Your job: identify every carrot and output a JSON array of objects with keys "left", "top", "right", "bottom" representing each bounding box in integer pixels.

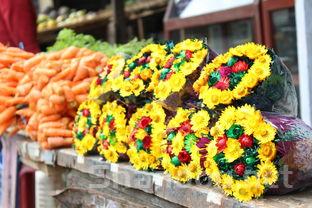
[
  {"left": 0, "top": 85, "right": 15, "bottom": 96},
  {"left": 40, "top": 141, "right": 50, "bottom": 149},
  {"left": 23, "top": 54, "right": 46, "bottom": 71},
  {"left": 40, "top": 114, "right": 61, "bottom": 123},
  {"left": 0, "top": 118, "right": 14, "bottom": 135},
  {"left": 39, "top": 122, "right": 65, "bottom": 130},
  {"left": 73, "top": 64, "right": 89, "bottom": 81},
  {"left": 75, "top": 94, "right": 87, "bottom": 104},
  {"left": 47, "top": 137, "right": 73, "bottom": 149},
  {"left": 43, "top": 128, "right": 72, "bottom": 137},
  {"left": 51, "top": 66, "right": 76, "bottom": 82},
  {"left": 16, "top": 108, "right": 34, "bottom": 118},
  {"left": 60, "top": 46, "right": 79, "bottom": 59},
  {"left": 71, "top": 81, "right": 90, "bottom": 95},
  {"left": 63, "top": 86, "right": 75, "bottom": 102},
  {"left": 16, "top": 82, "right": 32, "bottom": 96},
  {"left": 39, "top": 105, "right": 58, "bottom": 115},
  {"left": 49, "top": 95, "right": 65, "bottom": 104},
  {"left": 9, "top": 97, "right": 26, "bottom": 105}
]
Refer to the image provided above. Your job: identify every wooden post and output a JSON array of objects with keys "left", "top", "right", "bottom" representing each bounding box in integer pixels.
[
  {"left": 296, "top": 0, "right": 312, "bottom": 125},
  {"left": 111, "top": 0, "right": 127, "bottom": 43},
  {"left": 137, "top": 18, "right": 145, "bottom": 39}
]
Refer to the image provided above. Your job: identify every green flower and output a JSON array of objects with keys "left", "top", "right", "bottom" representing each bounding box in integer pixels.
[
  {"left": 208, "top": 71, "right": 221, "bottom": 86},
  {"left": 226, "top": 124, "right": 243, "bottom": 139}
]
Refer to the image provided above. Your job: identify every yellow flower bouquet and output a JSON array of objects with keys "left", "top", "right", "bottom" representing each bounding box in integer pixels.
[
  {"left": 73, "top": 100, "right": 101, "bottom": 155},
  {"left": 127, "top": 102, "right": 166, "bottom": 170},
  {"left": 96, "top": 101, "right": 129, "bottom": 163},
  {"left": 193, "top": 43, "right": 297, "bottom": 116},
  {"left": 161, "top": 108, "right": 211, "bottom": 182}
]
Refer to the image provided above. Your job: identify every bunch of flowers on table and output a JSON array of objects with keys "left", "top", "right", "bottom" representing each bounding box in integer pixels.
[
  {"left": 73, "top": 100, "right": 101, "bottom": 155},
  {"left": 112, "top": 44, "right": 167, "bottom": 98},
  {"left": 127, "top": 102, "right": 166, "bottom": 170},
  {"left": 193, "top": 43, "right": 297, "bottom": 116},
  {"left": 88, "top": 55, "right": 125, "bottom": 99},
  {"left": 204, "top": 105, "right": 279, "bottom": 201},
  {"left": 151, "top": 39, "right": 208, "bottom": 101},
  {"left": 96, "top": 101, "right": 129, "bottom": 163},
  {"left": 161, "top": 108, "right": 211, "bottom": 182}
]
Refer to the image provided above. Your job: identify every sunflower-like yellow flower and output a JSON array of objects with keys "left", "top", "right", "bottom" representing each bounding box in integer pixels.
[
  {"left": 172, "top": 132, "right": 184, "bottom": 155},
  {"left": 258, "top": 142, "right": 277, "bottom": 161},
  {"left": 221, "top": 174, "right": 235, "bottom": 196},
  {"left": 190, "top": 110, "right": 210, "bottom": 131},
  {"left": 246, "top": 176, "right": 265, "bottom": 198},
  {"left": 257, "top": 161, "right": 279, "bottom": 185},
  {"left": 232, "top": 181, "right": 253, "bottom": 202},
  {"left": 223, "top": 138, "right": 244, "bottom": 163},
  {"left": 103, "top": 147, "right": 119, "bottom": 163},
  {"left": 253, "top": 122, "right": 277, "bottom": 144}
]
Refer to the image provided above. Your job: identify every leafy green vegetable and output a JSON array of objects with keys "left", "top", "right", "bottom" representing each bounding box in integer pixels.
[{"left": 47, "top": 28, "right": 153, "bottom": 57}]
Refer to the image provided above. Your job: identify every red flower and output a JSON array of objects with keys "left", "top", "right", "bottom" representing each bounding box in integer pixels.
[
  {"left": 219, "top": 66, "right": 232, "bottom": 77},
  {"left": 96, "top": 78, "right": 102, "bottom": 85},
  {"left": 101, "top": 140, "right": 109, "bottom": 150},
  {"left": 138, "top": 116, "right": 152, "bottom": 129},
  {"left": 214, "top": 77, "right": 230, "bottom": 90},
  {"left": 124, "top": 70, "right": 130, "bottom": 78},
  {"left": 234, "top": 163, "right": 246, "bottom": 176},
  {"left": 146, "top": 56, "right": 151, "bottom": 63},
  {"left": 165, "top": 71, "right": 174, "bottom": 80},
  {"left": 166, "top": 145, "right": 174, "bottom": 157},
  {"left": 179, "top": 120, "right": 192, "bottom": 135},
  {"left": 130, "top": 129, "right": 137, "bottom": 142},
  {"left": 185, "top": 50, "right": 193, "bottom": 60},
  {"left": 216, "top": 135, "right": 227, "bottom": 151},
  {"left": 178, "top": 150, "right": 191, "bottom": 163},
  {"left": 138, "top": 56, "right": 146, "bottom": 65},
  {"left": 238, "top": 134, "right": 253, "bottom": 148},
  {"left": 109, "top": 119, "right": 115, "bottom": 130},
  {"left": 142, "top": 135, "right": 152, "bottom": 150},
  {"left": 231, "top": 61, "right": 249, "bottom": 73},
  {"left": 164, "top": 56, "right": 175, "bottom": 68},
  {"left": 82, "top": 109, "right": 90, "bottom": 117}
]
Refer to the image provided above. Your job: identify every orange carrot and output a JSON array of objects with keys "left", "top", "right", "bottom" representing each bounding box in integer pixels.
[
  {"left": 60, "top": 46, "right": 79, "bottom": 59},
  {"left": 16, "top": 108, "right": 34, "bottom": 118},
  {"left": 75, "top": 94, "right": 87, "bottom": 104},
  {"left": 47, "top": 137, "right": 73, "bottom": 149},
  {"left": 49, "top": 94, "right": 65, "bottom": 104},
  {"left": 72, "top": 81, "right": 90, "bottom": 95},
  {"left": 0, "top": 118, "right": 14, "bottom": 135},
  {"left": 43, "top": 128, "right": 72, "bottom": 137},
  {"left": 40, "top": 114, "right": 61, "bottom": 123},
  {"left": 73, "top": 64, "right": 89, "bottom": 81}
]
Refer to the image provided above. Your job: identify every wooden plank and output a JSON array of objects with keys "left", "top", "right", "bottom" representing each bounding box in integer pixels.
[{"left": 111, "top": 0, "right": 127, "bottom": 43}]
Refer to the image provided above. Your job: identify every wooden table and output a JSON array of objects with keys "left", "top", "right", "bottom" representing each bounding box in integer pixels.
[{"left": 11, "top": 135, "right": 312, "bottom": 208}]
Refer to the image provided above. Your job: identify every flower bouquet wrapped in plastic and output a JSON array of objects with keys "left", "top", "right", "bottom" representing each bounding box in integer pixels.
[
  {"left": 73, "top": 100, "right": 101, "bottom": 155},
  {"left": 193, "top": 43, "right": 297, "bottom": 116},
  {"left": 111, "top": 44, "right": 167, "bottom": 98},
  {"left": 88, "top": 55, "right": 125, "bottom": 100},
  {"left": 150, "top": 39, "right": 215, "bottom": 110},
  {"left": 127, "top": 102, "right": 166, "bottom": 170},
  {"left": 161, "top": 108, "right": 210, "bottom": 182},
  {"left": 202, "top": 105, "right": 312, "bottom": 201},
  {"left": 96, "top": 101, "right": 129, "bottom": 163}
]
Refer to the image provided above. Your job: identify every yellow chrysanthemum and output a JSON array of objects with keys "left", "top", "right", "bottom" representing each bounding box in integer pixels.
[
  {"left": 232, "top": 181, "right": 253, "bottom": 202},
  {"left": 190, "top": 110, "right": 210, "bottom": 131},
  {"left": 103, "top": 147, "right": 119, "bottom": 163},
  {"left": 172, "top": 132, "right": 184, "bottom": 155},
  {"left": 253, "top": 122, "right": 277, "bottom": 143},
  {"left": 175, "top": 164, "right": 191, "bottom": 183},
  {"left": 221, "top": 174, "right": 235, "bottom": 196},
  {"left": 223, "top": 138, "right": 244, "bottom": 163},
  {"left": 246, "top": 176, "right": 265, "bottom": 198},
  {"left": 204, "top": 157, "right": 219, "bottom": 175},
  {"left": 258, "top": 142, "right": 277, "bottom": 161},
  {"left": 257, "top": 161, "right": 278, "bottom": 185}
]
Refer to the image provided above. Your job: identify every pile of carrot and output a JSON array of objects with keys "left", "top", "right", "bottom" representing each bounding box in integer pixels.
[
  {"left": 0, "top": 45, "right": 108, "bottom": 149},
  {"left": 0, "top": 44, "right": 35, "bottom": 134}
]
